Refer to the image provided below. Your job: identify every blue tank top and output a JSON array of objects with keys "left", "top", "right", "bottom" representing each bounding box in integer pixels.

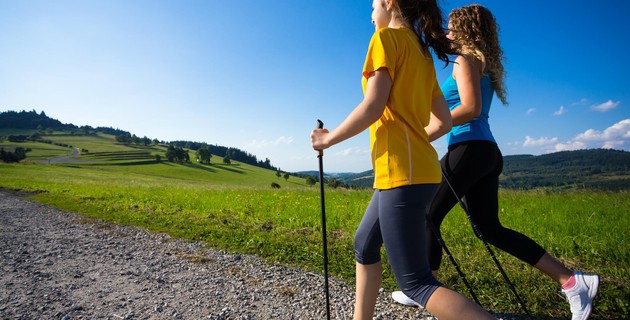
[{"left": 441, "top": 74, "right": 496, "bottom": 145}]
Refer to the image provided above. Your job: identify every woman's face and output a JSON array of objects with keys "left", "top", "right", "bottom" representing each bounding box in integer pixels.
[{"left": 371, "top": 0, "right": 391, "bottom": 30}]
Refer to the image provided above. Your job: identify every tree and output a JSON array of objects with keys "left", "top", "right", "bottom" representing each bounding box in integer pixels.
[
  {"left": 306, "top": 176, "right": 317, "bottom": 186},
  {"left": 7, "top": 135, "right": 28, "bottom": 142},
  {"left": 276, "top": 170, "right": 282, "bottom": 179},
  {"left": 165, "top": 145, "right": 177, "bottom": 162},
  {"left": 0, "top": 147, "right": 28, "bottom": 163},
  {"left": 116, "top": 133, "right": 132, "bottom": 144},
  {"left": 165, "top": 145, "right": 189, "bottom": 163},
  {"left": 196, "top": 148, "right": 212, "bottom": 165},
  {"left": 223, "top": 154, "right": 231, "bottom": 164},
  {"left": 283, "top": 173, "right": 290, "bottom": 181}
]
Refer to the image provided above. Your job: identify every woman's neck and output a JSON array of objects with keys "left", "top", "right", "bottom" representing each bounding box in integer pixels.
[{"left": 388, "top": 16, "right": 407, "bottom": 29}]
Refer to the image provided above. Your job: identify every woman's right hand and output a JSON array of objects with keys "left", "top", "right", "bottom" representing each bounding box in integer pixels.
[
  {"left": 311, "top": 129, "right": 330, "bottom": 151},
  {"left": 310, "top": 128, "right": 331, "bottom": 152}
]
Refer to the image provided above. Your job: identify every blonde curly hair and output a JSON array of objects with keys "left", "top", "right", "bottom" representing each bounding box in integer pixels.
[{"left": 449, "top": 4, "right": 507, "bottom": 105}]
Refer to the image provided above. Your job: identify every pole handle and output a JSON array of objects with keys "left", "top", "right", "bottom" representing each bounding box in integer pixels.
[{"left": 316, "top": 119, "right": 324, "bottom": 157}]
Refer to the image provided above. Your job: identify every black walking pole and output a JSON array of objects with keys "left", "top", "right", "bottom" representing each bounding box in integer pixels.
[
  {"left": 425, "top": 217, "right": 482, "bottom": 306},
  {"left": 441, "top": 170, "right": 533, "bottom": 318},
  {"left": 316, "top": 119, "right": 331, "bottom": 320}
]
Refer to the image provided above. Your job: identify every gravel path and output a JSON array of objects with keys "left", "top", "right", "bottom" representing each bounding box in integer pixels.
[{"left": 0, "top": 190, "right": 439, "bottom": 319}]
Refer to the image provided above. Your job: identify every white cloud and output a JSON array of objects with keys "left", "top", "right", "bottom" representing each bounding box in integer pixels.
[
  {"left": 335, "top": 146, "right": 368, "bottom": 157},
  {"left": 571, "top": 98, "right": 589, "bottom": 106},
  {"left": 243, "top": 136, "right": 294, "bottom": 149},
  {"left": 526, "top": 108, "right": 536, "bottom": 115},
  {"left": 523, "top": 136, "right": 558, "bottom": 147},
  {"left": 591, "top": 100, "right": 620, "bottom": 112},
  {"left": 554, "top": 119, "right": 630, "bottom": 151},
  {"left": 574, "top": 119, "right": 630, "bottom": 141},
  {"left": 553, "top": 105, "right": 567, "bottom": 116}
]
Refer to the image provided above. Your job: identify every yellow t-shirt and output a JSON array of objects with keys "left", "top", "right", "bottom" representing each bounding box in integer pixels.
[{"left": 362, "top": 27, "right": 443, "bottom": 189}]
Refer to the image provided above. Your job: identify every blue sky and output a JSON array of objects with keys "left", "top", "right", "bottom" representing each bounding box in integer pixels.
[{"left": 1, "top": 0, "right": 628, "bottom": 173}]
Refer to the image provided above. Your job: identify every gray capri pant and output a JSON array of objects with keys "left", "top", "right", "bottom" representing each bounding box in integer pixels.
[{"left": 354, "top": 184, "right": 442, "bottom": 307}]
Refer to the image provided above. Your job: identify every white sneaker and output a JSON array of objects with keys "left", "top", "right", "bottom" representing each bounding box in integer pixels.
[
  {"left": 561, "top": 272, "right": 599, "bottom": 320},
  {"left": 391, "top": 291, "right": 419, "bottom": 307}
]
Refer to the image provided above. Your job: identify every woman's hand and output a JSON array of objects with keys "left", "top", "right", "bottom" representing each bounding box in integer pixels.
[{"left": 311, "top": 128, "right": 331, "bottom": 151}]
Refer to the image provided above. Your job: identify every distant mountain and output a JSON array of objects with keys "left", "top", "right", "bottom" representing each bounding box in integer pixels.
[
  {"left": 293, "top": 171, "right": 372, "bottom": 187},
  {"left": 299, "top": 149, "right": 630, "bottom": 191}
]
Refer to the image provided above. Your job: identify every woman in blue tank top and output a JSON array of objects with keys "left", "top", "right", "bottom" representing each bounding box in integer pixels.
[{"left": 392, "top": 5, "right": 599, "bottom": 319}]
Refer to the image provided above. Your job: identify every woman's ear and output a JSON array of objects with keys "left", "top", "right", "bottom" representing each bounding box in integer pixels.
[{"left": 386, "top": 0, "right": 396, "bottom": 11}]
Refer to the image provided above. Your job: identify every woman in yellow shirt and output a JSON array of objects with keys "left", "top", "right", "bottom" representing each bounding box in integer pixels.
[{"left": 311, "top": 0, "right": 494, "bottom": 319}]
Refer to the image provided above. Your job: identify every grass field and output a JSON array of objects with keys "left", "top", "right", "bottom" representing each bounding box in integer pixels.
[{"left": 0, "top": 134, "right": 628, "bottom": 319}]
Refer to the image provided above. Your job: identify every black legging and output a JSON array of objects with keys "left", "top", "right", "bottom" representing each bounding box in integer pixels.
[{"left": 426, "top": 140, "right": 546, "bottom": 270}]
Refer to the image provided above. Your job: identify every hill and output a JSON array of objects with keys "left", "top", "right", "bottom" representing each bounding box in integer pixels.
[
  {"left": 0, "top": 109, "right": 279, "bottom": 172},
  {"left": 501, "top": 149, "right": 630, "bottom": 190},
  {"left": 300, "top": 149, "right": 630, "bottom": 190}
]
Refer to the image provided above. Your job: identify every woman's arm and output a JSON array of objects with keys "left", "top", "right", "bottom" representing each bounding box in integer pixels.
[
  {"left": 425, "top": 94, "right": 452, "bottom": 142},
  {"left": 451, "top": 54, "right": 483, "bottom": 126},
  {"left": 311, "top": 68, "right": 391, "bottom": 151}
]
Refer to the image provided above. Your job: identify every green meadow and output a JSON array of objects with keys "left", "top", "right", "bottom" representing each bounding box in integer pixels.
[{"left": 0, "top": 133, "right": 628, "bottom": 319}]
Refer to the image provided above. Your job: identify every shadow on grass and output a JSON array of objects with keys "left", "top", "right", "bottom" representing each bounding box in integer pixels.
[
  {"left": 182, "top": 163, "right": 217, "bottom": 173},
  {"left": 212, "top": 164, "right": 245, "bottom": 174}
]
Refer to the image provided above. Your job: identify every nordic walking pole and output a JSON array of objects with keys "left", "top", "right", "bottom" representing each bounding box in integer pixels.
[
  {"left": 425, "top": 216, "right": 482, "bottom": 306},
  {"left": 315, "top": 119, "right": 331, "bottom": 320},
  {"left": 441, "top": 170, "right": 533, "bottom": 318}
]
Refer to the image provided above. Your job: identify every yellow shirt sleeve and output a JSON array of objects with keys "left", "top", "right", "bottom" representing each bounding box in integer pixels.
[{"left": 363, "top": 29, "right": 396, "bottom": 83}]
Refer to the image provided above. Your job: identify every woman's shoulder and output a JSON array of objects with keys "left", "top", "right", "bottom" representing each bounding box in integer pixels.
[
  {"left": 455, "top": 54, "right": 480, "bottom": 65},
  {"left": 453, "top": 54, "right": 483, "bottom": 76}
]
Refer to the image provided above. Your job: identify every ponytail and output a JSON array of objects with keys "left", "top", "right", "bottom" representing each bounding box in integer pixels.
[{"left": 394, "top": 0, "right": 455, "bottom": 66}]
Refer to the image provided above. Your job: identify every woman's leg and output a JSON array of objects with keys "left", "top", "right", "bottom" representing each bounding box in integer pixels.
[
  {"left": 426, "top": 287, "right": 494, "bottom": 320},
  {"left": 353, "top": 191, "right": 383, "bottom": 320},
  {"left": 463, "top": 144, "right": 597, "bottom": 318},
  {"left": 462, "top": 143, "right": 572, "bottom": 283},
  {"left": 354, "top": 262, "right": 382, "bottom": 320},
  {"left": 463, "top": 143, "right": 548, "bottom": 266},
  {"left": 379, "top": 185, "right": 441, "bottom": 307},
  {"left": 534, "top": 253, "right": 573, "bottom": 285},
  {"left": 379, "top": 185, "right": 493, "bottom": 319},
  {"left": 427, "top": 142, "right": 492, "bottom": 271}
]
